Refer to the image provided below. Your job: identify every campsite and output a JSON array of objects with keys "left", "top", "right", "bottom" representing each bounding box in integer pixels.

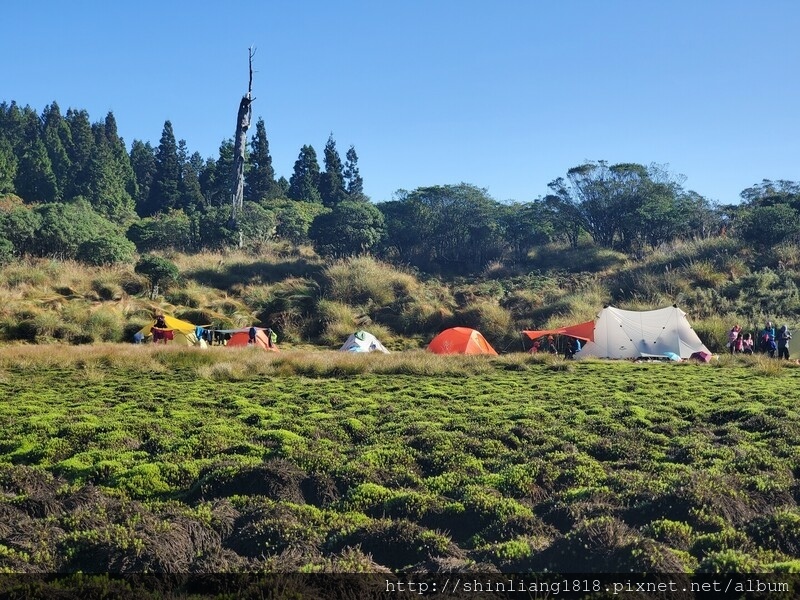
[
  {"left": 1, "top": 244, "right": 799, "bottom": 583},
  {"left": 3, "top": 3, "right": 800, "bottom": 590}
]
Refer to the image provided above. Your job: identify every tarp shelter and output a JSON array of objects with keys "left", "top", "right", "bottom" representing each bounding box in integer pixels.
[
  {"left": 522, "top": 321, "right": 596, "bottom": 344},
  {"left": 428, "top": 327, "right": 498, "bottom": 355},
  {"left": 137, "top": 314, "right": 207, "bottom": 347},
  {"left": 340, "top": 330, "right": 389, "bottom": 353},
  {"left": 579, "top": 305, "right": 710, "bottom": 359},
  {"left": 225, "top": 328, "right": 279, "bottom": 351}
]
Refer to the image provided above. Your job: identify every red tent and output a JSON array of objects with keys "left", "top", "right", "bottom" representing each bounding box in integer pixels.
[
  {"left": 428, "top": 327, "right": 498, "bottom": 355},
  {"left": 226, "top": 328, "right": 279, "bottom": 351},
  {"left": 522, "top": 320, "right": 595, "bottom": 343}
]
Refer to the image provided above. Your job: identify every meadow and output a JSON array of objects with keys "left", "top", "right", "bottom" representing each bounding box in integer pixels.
[{"left": 1, "top": 345, "right": 799, "bottom": 575}]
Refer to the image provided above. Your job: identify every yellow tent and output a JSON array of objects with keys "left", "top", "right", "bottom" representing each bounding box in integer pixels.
[{"left": 137, "top": 314, "right": 207, "bottom": 347}]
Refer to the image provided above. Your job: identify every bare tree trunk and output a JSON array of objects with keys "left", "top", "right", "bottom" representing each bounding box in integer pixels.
[{"left": 231, "top": 47, "right": 255, "bottom": 246}]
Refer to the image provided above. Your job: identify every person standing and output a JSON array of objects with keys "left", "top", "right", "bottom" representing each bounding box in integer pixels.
[
  {"left": 760, "top": 321, "right": 776, "bottom": 356},
  {"left": 727, "top": 325, "right": 741, "bottom": 353},
  {"left": 777, "top": 325, "right": 792, "bottom": 360}
]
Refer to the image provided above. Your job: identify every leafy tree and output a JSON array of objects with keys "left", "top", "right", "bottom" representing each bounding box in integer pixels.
[
  {"left": 265, "top": 198, "right": 326, "bottom": 245},
  {"left": 0, "top": 202, "right": 41, "bottom": 256},
  {"left": 379, "top": 184, "right": 505, "bottom": 271},
  {"left": 127, "top": 210, "right": 193, "bottom": 252},
  {"left": 738, "top": 204, "right": 800, "bottom": 247},
  {"left": 740, "top": 179, "right": 800, "bottom": 211},
  {"left": 245, "top": 117, "right": 279, "bottom": 201},
  {"left": 135, "top": 254, "right": 181, "bottom": 293},
  {"left": 309, "top": 200, "right": 385, "bottom": 257},
  {"left": 76, "top": 235, "right": 136, "bottom": 265},
  {"left": 319, "top": 134, "right": 347, "bottom": 207},
  {"left": 130, "top": 140, "right": 157, "bottom": 216},
  {"left": 32, "top": 201, "right": 127, "bottom": 259},
  {"left": 0, "top": 236, "right": 12, "bottom": 264},
  {"left": 344, "top": 145, "right": 366, "bottom": 201},
  {"left": 548, "top": 161, "right": 689, "bottom": 250},
  {"left": 541, "top": 194, "right": 583, "bottom": 248},
  {"left": 145, "top": 120, "right": 181, "bottom": 215},
  {"left": 239, "top": 201, "right": 277, "bottom": 247},
  {"left": 195, "top": 205, "right": 239, "bottom": 249},
  {"left": 499, "top": 202, "right": 553, "bottom": 261},
  {"left": 287, "top": 145, "right": 321, "bottom": 203}
]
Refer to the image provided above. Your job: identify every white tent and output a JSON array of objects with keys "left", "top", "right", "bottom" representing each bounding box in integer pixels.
[
  {"left": 339, "top": 330, "right": 390, "bottom": 353},
  {"left": 578, "top": 305, "right": 710, "bottom": 359}
]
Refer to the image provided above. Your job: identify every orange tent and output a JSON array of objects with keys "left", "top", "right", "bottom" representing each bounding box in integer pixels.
[
  {"left": 428, "top": 327, "right": 498, "bottom": 355},
  {"left": 226, "top": 328, "right": 279, "bottom": 351},
  {"left": 522, "top": 320, "right": 595, "bottom": 343}
]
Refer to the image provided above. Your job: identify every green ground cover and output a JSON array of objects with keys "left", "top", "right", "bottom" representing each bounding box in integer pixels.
[{"left": 0, "top": 347, "right": 799, "bottom": 574}]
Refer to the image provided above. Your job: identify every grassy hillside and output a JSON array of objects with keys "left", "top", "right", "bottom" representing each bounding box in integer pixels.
[
  {"left": 1, "top": 238, "right": 799, "bottom": 353},
  {"left": 1, "top": 345, "right": 799, "bottom": 575}
]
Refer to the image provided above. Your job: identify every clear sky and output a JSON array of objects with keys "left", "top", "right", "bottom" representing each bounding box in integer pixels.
[{"left": 3, "top": 1, "right": 798, "bottom": 204}]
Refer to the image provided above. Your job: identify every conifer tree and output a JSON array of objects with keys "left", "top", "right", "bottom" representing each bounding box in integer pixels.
[
  {"left": 245, "top": 117, "right": 278, "bottom": 202},
  {"left": 287, "top": 145, "right": 321, "bottom": 203},
  {"left": 130, "top": 140, "right": 156, "bottom": 216},
  {"left": 200, "top": 139, "right": 236, "bottom": 207},
  {"left": 319, "top": 134, "right": 347, "bottom": 207},
  {"left": 146, "top": 120, "right": 181, "bottom": 215},
  {"left": 0, "top": 138, "right": 17, "bottom": 194},
  {"left": 15, "top": 139, "right": 58, "bottom": 203},
  {"left": 344, "top": 145, "right": 365, "bottom": 201},
  {"left": 65, "top": 109, "right": 94, "bottom": 199},
  {"left": 177, "top": 140, "right": 205, "bottom": 213},
  {"left": 41, "top": 102, "right": 71, "bottom": 201},
  {"left": 103, "top": 112, "right": 137, "bottom": 201},
  {"left": 85, "top": 121, "right": 136, "bottom": 223}
]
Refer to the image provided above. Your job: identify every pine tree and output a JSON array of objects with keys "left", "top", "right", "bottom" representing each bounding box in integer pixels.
[
  {"left": 103, "top": 112, "right": 137, "bottom": 201},
  {"left": 344, "top": 145, "right": 366, "bottom": 201},
  {"left": 177, "top": 140, "right": 205, "bottom": 213},
  {"left": 287, "top": 145, "right": 321, "bottom": 203},
  {"left": 146, "top": 121, "right": 181, "bottom": 215},
  {"left": 200, "top": 139, "right": 236, "bottom": 207},
  {"left": 130, "top": 140, "right": 156, "bottom": 217},
  {"left": 15, "top": 139, "right": 58, "bottom": 203},
  {"left": 245, "top": 117, "right": 278, "bottom": 202},
  {"left": 41, "top": 102, "right": 71, "bottom": 201},
  {"left": 0, "top": 102, "right": 27, "bottom": 153},
  {"left": 0, "top": 138, "right": 17, "bottom": 194},
  {"left": 84, "top": 121, "right": 136, "bottom": 223},
  {"left": 319, "top": 134, "right": 347, "bottom": 207},
  {"left": 65, "top": 109, "right": 94, "bottom": 199}
]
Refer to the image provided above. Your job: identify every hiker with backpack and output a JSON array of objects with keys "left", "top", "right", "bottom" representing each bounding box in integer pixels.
[{"left": 777, "top": 325, "right": 792, "bottom": 360}]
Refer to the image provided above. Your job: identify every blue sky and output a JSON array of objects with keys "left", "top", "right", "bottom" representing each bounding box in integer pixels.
[{"left": 3, "top": 1, "right": 798, "bottom": 204}]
